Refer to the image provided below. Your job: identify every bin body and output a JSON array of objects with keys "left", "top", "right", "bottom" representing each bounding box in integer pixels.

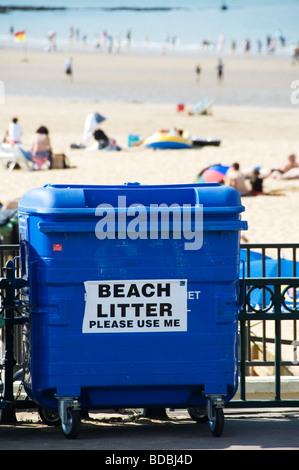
[{"left": 19, "top": 183, "right": 247, "bottom": 411}]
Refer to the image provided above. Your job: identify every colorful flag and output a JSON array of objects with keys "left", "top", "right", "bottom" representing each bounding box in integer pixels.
[{"left": 14, "top": 30, "right": 26, "bottom": 42}]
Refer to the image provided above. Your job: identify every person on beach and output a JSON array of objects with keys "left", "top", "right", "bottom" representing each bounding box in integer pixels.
[
  {"left": 217, "top": 59, "right": 224, "bottom": 82},
  {"left": 4, "top": 117, "right": 22, "bottom": 144},
  {"left": 269, "top": 154, "right": 299, "bottom": 179},
  {"left": 28, "top": 126, "right": 53, "bottom": 169},
  {"left": 126, "top": 29, "right": 131, "bottom": 47},
  {"left": 250, "top": 168, "right": 264, "bottom": 195},
  {"left": 225, "top": 162, "right": 248, "bottom": 195},
  {"left": 68, "top": 27, "right": 74, "bottom": 45},
  {"left": 93, "top": 128, "right": 109, "bottom": 149},
  {"left": 280, "top": 154, "right": 298, "bottom": 172},
  {"left": 65, "top": 57, "right": 73, "bottom": 81},
  {"left": 195, "top": 63, "right": 201, "bottom": 82}
]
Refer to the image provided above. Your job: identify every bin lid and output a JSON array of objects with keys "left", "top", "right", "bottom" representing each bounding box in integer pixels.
[{"left": 18, "top": 183, "right": 246, "bottom": 219}]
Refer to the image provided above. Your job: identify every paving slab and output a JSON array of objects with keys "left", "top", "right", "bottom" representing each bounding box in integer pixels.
[{"left": 0, "top": 409, "right": 299, "bottom": 451}]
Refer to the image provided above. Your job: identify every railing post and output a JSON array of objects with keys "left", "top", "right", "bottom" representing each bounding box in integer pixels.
[
  {"left": 274, "top": 283, "right": 282, "bottom": 401},
  {"left": 239, "top": 318, "right": 247, "bottom": 401},
  {"left": 1, "top": 260, "right": 17, "bottom": 423}
]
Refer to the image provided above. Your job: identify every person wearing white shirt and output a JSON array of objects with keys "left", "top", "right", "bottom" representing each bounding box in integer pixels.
[{"left": 6, "top": 117, "right": 22, "bottom": 144}]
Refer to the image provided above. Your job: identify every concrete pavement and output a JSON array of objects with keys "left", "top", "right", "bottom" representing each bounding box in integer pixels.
[{"left": 0, "top": 408, "right": 299, "bottom": 450}]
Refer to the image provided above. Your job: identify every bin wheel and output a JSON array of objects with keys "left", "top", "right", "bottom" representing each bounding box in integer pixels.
[
  {"left": 208, "top": 406, "right": 224, "bottom": 437},
  {"left": 187, "top": 407, "right": 208, "bottom": 423},
  {"left": 38, "top": 406, "right": 61, "bottom": 426},
  {"left": 61, "top": 409, "right": 81, "bottom": 439}
]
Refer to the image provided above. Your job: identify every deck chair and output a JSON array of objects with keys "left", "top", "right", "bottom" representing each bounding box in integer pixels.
[
  {"left": 191, "top": 98, "right": 214, "bottom": 115},
  {"left": 0, "top": 144, "right": 33, "bottom": 171}
]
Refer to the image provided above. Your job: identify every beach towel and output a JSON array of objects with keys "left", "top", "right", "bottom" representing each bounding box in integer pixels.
[{"left": 103, "top": 139, "right": 121, "bottom": 151}]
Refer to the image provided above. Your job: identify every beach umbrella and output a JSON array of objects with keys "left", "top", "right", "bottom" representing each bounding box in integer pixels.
[
  {"left": 94, "top": 113, "right": 106, "bottom": 124},
  {"left": 197, "top": 164, "right": 230, "bottom": 183}
]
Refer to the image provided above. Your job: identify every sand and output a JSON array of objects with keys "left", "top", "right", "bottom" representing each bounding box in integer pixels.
[
  {"left": 0, "top": 48, "right": 299, "bottom": 246},
  {"left": 1, "top": 47, "right": 297, "bottom": 106}
]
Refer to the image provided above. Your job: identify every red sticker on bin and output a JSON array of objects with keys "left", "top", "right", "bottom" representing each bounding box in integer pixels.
[{"left": 53, "top": 244, "right": 62, "bottom": 251}]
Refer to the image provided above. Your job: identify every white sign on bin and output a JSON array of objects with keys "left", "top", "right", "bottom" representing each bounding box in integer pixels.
[{"left": 82, "top": 279, "right": 187, "bottom": 333}]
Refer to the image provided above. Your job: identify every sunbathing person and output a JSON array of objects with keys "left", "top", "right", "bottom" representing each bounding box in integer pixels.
[
  {"left": 28, "top": 126, "right": 53, "bottom": 169},
  {"left": 269, "top": 154, "right": 299, "bottom": 179}
]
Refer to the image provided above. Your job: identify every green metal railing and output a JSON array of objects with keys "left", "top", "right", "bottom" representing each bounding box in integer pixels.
[
  {"left": 229, "top": 243, "right": 299, "bottom": 409},
  {"left": 0, "top": 243, "right": 299, "bottom": 414},
  {"left": 0, "top": 245, "right": 24, "bottom": 422}
]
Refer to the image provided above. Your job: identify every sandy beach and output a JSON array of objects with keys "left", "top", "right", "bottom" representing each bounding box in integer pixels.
[{"left": 0, "top": 47, "right": 299, "bottom": 246}]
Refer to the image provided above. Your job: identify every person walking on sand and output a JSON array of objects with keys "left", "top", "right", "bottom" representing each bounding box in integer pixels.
[
  {"left": 195, "top": 63, "right": 201, "bottom": 82},
  {"left": 65, "top": 57, "right": 73, "bottom": 81},
  {"left": 217, "top": 59, "right": 224, "bottom": 82}
]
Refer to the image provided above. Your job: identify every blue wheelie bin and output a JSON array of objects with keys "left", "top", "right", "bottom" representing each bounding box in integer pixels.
[{"left": 18, "top": 183, "right": 247, "bottom": 438}]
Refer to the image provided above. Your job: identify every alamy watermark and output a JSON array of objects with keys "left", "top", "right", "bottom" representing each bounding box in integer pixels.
[
  {"left": 95, "top": 196, "right": 203, "bottom": 251},
  {"left": 290, "top": 80, "right": 299, "bottom": 105}
]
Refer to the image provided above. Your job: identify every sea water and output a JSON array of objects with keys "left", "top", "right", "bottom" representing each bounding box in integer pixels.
[{"left": 0, "top": 0, "right": 298, "bottom": 55}]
